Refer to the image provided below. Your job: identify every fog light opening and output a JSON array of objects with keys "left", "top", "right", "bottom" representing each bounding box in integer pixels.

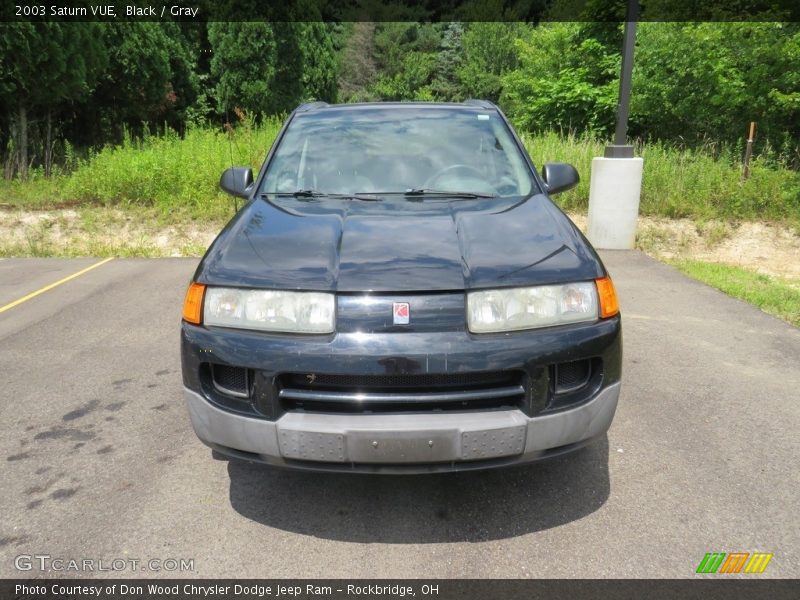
[
  {"left": 554, "top": 359, "right": 592, "bottom": 394},
  {"left": 211, "top": 364, "right": 251, "bottom": 399}
]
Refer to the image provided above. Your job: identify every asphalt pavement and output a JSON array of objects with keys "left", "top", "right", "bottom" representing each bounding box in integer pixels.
[{"left": 0, "top": 252, "right": 798, "bottom": 578}]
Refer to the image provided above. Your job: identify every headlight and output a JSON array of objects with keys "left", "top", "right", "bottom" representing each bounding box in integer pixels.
[
  {"left": 204, "top": 287, "right": 335, "bottom": 333},
  {"left": 467, "top": 282, "right": 598, "bottom": 333}
]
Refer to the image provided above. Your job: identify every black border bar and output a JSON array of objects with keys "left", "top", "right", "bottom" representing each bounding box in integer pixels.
[
  {"left": 3, "top": 0, "right": 800, "bottom": 22},
  {"left": 2, "top": 579, "right": 799, "bottom": 600}
]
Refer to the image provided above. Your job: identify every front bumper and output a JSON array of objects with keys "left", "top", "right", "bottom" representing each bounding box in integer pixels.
[{"left": 184, "top": 381, "right": 620, "bottom": 474}]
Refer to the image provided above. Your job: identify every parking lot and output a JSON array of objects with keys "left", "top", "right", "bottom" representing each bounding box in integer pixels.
[{"left": 1, "top": 252, "right": 798, "bottom": 578}]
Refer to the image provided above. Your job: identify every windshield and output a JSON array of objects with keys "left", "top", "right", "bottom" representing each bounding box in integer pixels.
[{"left": 260, "top": 106, "right": 536, "bottom": 198}]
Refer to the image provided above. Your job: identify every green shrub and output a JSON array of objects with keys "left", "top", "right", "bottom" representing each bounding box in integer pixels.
[
  {"left": 62, "top": 116, "right": 282, "bottom": 217},
  {"left": 521, "top": 131, "right": 800, "bottom": 225},
  {"left": 2, "top": 123, "right": 798, "bottom": 229}
]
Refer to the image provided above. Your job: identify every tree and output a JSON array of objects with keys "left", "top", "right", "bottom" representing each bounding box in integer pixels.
[
  {"left": 370, "top": 22, "right": 441, "bottom": 100},
  {"left": 0, "top": 23, "right": 106, "bottom": 177},
  {"left": 70, "top": 23, "right": 195, "bottom": 146},
  {"left": 296, "top": 22, "right": 338, "bottom": 104},
  {"left": 431, "top": 22, "right": 464, "bottom": 101},
  {"left": 500, "top": 23, "right": 619, "bottom": 134},
  {"left": 631, "top": 22, "right": 800, "bottom": 154},
  {"left": 208, "top": 22, "right": 277, "bottom": 116},
  {"left": 209, "top": 21, "right": 337, "bottom": 117},
  {"left": 161, "top": 22, "right": 200, "bottom": 133},
  {"left": 337, "top": 22, "right": 379, "bottom": 102},
  {"left": 458, "top": 22, "right": 525, "bottom": 102}
]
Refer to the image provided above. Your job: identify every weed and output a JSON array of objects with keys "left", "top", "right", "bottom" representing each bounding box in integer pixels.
[
  {"left": 0, "top": 123, "right": 798, "bottom": 229},
  {"left": 521, "top": 130, "right": 800, "bottom": 227},
  {"left": 635, "top": 225, "right": 674, "bottom": 255},
  {"left": 695, "top": 220, "right": 732, "bottom": 247}
]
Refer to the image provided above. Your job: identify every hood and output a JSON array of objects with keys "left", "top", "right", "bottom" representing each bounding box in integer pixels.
[{"left": 197, "top": 195, "right": 604, "bottom": 292}]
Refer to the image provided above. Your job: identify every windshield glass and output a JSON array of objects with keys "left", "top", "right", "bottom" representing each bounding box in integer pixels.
[{"left": 260, "top": 106, "right": 536, "bottom": 198}]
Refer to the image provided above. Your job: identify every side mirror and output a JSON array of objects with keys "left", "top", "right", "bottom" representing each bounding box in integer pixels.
[
  {"left": 219, "top": 167, "right": 254, "bottom": 199},
  {"left": 541, "top": 163, "right": 579, "bottom": 195}
]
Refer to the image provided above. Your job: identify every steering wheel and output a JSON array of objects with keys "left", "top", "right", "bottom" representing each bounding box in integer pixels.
[{"left": 423, "top": 164, "right": 485, "bottom": 189}]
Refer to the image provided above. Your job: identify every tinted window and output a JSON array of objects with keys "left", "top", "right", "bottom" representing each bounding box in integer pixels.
[{"left": 261, "top": 106, "right": 535, "bottom": 197}]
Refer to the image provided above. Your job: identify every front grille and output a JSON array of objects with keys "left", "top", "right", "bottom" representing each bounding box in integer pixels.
[
  {"left": 281, "top": 371, "right": 519, "bottom": 390},
  {"left": 277, "top": 371, "right": 526, "bottom": 413},
  {"left": 211, "top": 364, "right": 250, "bottom": 398}
]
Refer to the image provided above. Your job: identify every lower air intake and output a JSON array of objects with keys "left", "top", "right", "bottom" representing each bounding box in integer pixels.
[
  {"left": 211, "top": 364, "right": 250, "bottom": 398},
  {"left": 555, "top": 360, "right": 591, "bottom": 394}
]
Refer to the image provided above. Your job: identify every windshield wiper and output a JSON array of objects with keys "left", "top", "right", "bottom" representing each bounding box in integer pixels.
[
  {"left": 264, "top": 190, "right": 352, "bottom": 199},
  {"left": 404, "top": 188, "right": 496, "bottom": 198},
  {"left": 264, "top": 189, "right": 495, "bottom": 200},
  {"left": 351, "top": 190, "right": 495, "bottom": 199}
]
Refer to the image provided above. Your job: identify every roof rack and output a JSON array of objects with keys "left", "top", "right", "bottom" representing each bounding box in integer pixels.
[
  {"left": 296, "top": 101, "right": 330, "bottom": 113},
  {"left": 462, "top": 99, "right": 495, "bottom": 109}
]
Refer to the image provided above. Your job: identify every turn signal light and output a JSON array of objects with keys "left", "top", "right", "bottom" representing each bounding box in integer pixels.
[
  {"left": 595, "top": 277, "right": 619, "bottom": 318},
  {"left": 183, "top": 282, "right": 206, "bottom": 325}
]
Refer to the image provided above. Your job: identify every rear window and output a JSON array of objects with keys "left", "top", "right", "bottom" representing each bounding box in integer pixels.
[{"left": 261, "top": 106, "right": 535, "bottom": 198}]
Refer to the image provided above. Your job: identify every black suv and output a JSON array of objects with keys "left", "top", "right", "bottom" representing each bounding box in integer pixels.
[{"left": 181, "top": 101, "right": 622, "bottom": 473}]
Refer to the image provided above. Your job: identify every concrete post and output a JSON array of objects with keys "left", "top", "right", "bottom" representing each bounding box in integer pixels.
[
  {"left": 587, "top": 0, "right": 642, "bottom": 250},
  {"left": 587, "top": 157, "right": 644, "bottom": 249}
]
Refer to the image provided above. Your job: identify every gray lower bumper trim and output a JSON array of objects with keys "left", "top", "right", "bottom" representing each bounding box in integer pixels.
[{"left": 184, "top": 382, "right": 620, "bottom": 469}]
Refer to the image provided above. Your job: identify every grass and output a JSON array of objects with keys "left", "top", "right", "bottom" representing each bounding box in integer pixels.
[
  {"left": 670, "top": 260, "right": 800, "bottom": 327},
  {"left": 635, "top": 224, "right": 687, "bottom": 255},
  {"left": 0, "top": 121, "right": 798, "bottom": 229},
  {"left": 0, "top": 115, "right": 283, "bottom": 223},
  {"left": 521, "top": 131, "right": 800, "bottom": 227},
  {"left": 0, "top": 205, "right": 225, "bottom": 258},
  {"left": 694, "top": 219, "right": 734, "bottom": 247}
]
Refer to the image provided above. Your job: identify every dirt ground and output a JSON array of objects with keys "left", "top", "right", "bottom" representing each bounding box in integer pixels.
[
  {"left": 568, "top": 213, "right": 800, "bottom": 280},
  {"left": 0, "top": 208, "right": 221, "bottom": 258},
  {"left": 1, "top": 207, "right": 798, "bottom": 280}
]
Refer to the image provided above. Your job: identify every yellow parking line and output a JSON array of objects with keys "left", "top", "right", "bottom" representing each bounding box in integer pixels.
[{"left": 0, "top": 257, "right": 114, "bottom": 315}]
